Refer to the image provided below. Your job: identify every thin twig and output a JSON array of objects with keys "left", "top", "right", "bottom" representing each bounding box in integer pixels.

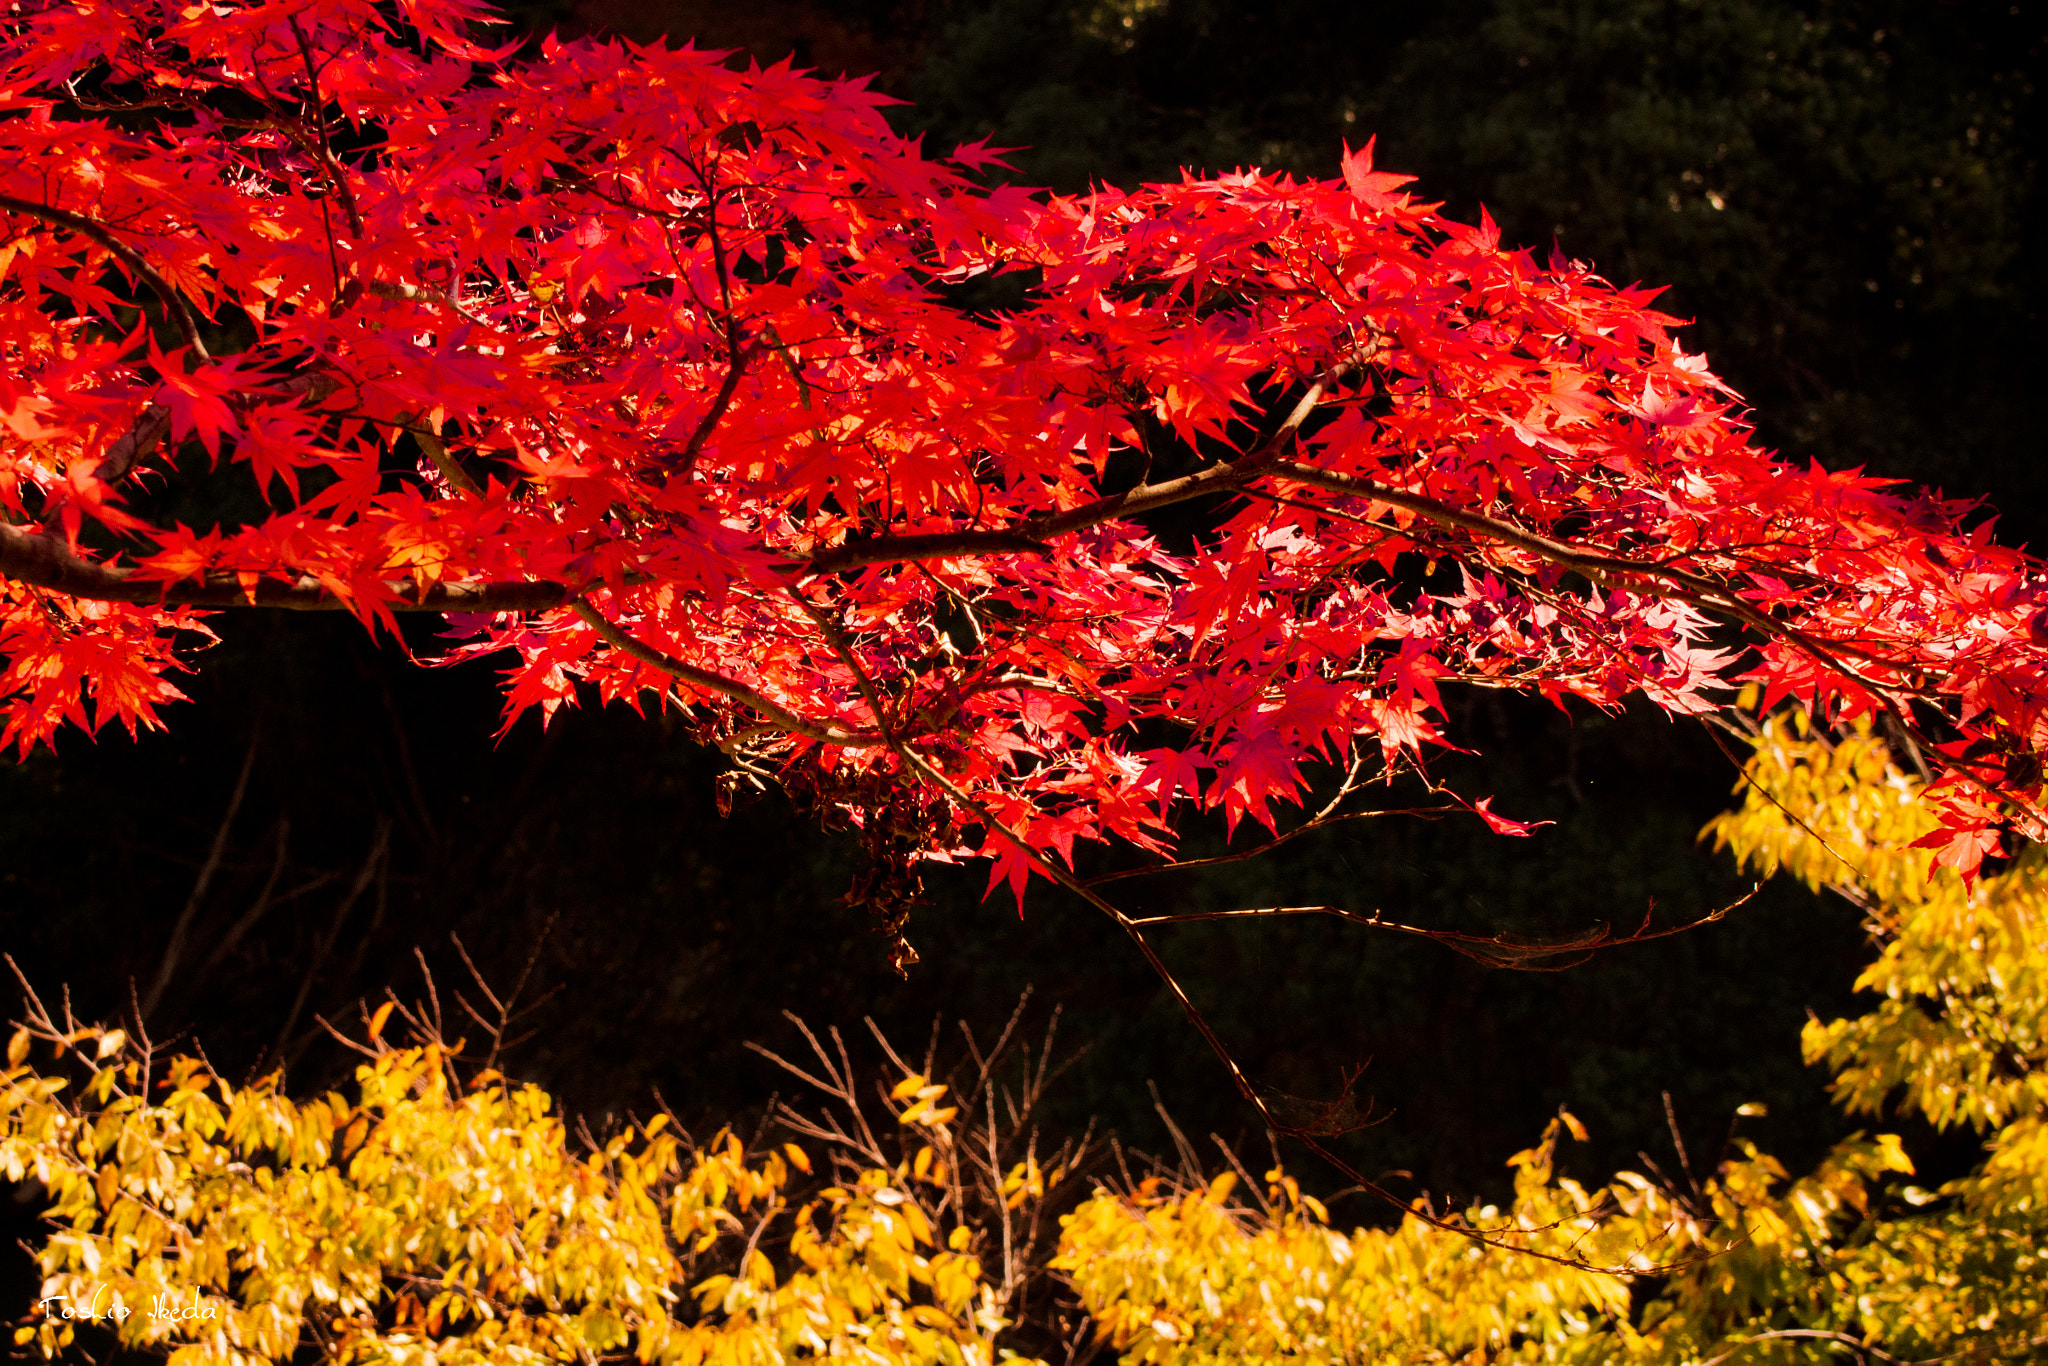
[
  {"left": 271, "top": 819, "right": 390, "bottom": 1065},
  {"left": 1124, "top": 891, "right": 1754, "bottom": 972},
  {"left": 143, "top": 733, "right": 258, "bottom": 1016},
  {"left": 1083, "top": 805, "right": 1455, "bottom": 886}
]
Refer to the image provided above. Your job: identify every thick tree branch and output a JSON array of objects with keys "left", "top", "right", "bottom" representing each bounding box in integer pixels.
[
  {"left": 364, "top": 279, "right": 496, "bottom": 331},
  {"left": 0, "top": 429, "right": 1942, "bottom": 721},
  {"left": 802, "top": 530, "right": 1050, "bottom": 576},
  {"left": 98, "top": 403, "right": 172, "bottom": 485},
  {"left": 1025, "top": 368, "right": 1337, "bottom": 539},
  {"left": 0, "top": 526, "right": 882, "bottom": 747},
  {"left": 103, "top": 370, "right": 337, "bottom": 485},
  {"left": 0, "top": 524, "right": 570, "bottom": 610},
  {"left": 798, "top": 370, "right": 1332, "bottom": 574},
  {"left": 789, "top": 452, "right": 1282, "bottom": 576}
]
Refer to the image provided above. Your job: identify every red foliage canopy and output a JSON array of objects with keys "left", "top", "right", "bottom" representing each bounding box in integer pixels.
[{"left": 3, "top": 0, "right": 2045, "bottom": 902}]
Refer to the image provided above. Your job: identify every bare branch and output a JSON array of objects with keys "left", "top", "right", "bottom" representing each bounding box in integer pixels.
[
  {"left": 271, "top": 818, "right": 390, "bottom": 1065},
  {"left": 1126, "top": 890, "right": 1756, "bottom": 971},
  {"left": 1083, "top": 805, "right": 1456, "bottom": 887},
  {"left": 1695, "top": 1328, "right": 1938, "bottom": 1366},
  {"left": 142, "top": 732, "right": 258, "bottom": 1016},
  {"left": 194, "top": 815, "right": 300, "bottom": 987}
]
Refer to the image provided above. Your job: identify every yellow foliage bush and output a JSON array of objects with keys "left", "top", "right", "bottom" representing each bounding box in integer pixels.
[{"left": 3, "top": 1027, "right": 1018, "bottom": 1365}]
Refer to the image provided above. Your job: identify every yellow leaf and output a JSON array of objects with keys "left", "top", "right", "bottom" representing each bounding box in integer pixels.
[
  {"left": 5, "top": 1028, "right": 27, "bottom": 1068},
  {"left": 341, "top": 1114, "right": 369, "bottom": 1158},
  {"left": 784, "top": 1143, "right": 811, "bottom": 1174},
  {"left": 890, "top": 1073, "right": 926, "bottom": 1101},
  {"left": 903, "top": 1201, "right": 933, "bottom": 1245},
  {"left": 94, "top": 1030, "right": 125, "bottom": 1061},
  {"left": 368, "top": 1001, "right": 395, "bottom": 1040}
]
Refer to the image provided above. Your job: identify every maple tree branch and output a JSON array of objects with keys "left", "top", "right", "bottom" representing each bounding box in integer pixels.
[
  {"left": 567, "top": 598, "right": 884, "bottom": 747},
  {"left": 104, "top": 370, "right": 336, "bottom": 485},
  {"left": 0, "top": 194, "right": 211, "bottom": 358},
  {"left": 1126, "top": 888, "right": 1751, "bottom": 972},
  {"left": 97, "top": 403, "right": 173, "bottom": 485},
  {"left": 1697, "top": 717, "right": 1874, "bottom": 887},
  {"left": 93, "top": 371, "right": 336, "bottom": 487},
  {"left": 791, "top": 367, "right": 1341, "bottom": 574},
  {"left": 784, "top": 587, "right": 901, "bottom": 746},
  {"left": 677, "top": 340, "right": 753, "bottom": 478},
  {"left": 780, "top": 447, "right": 1278, "bottom": 577},
  {"left": 1083, "top": 806, "right": 1457, "bottom": 886},
  {"left": 802, "top": 530, "right": 1051, "bottom": 576},
  {"left": 364, "top": 279, "right": 495, "bottom": 331},
  {"left": 785, "top": 413, "right": 1919, "bottom": 740},
  {"left": 399, "top": 410, "right": 483, "bottom": 496},
  {"left": 0, "top": 524, "right": 572, "bottom": 610},
  {"left": 1266, "top": 460, "right": 1918, "bottom": 709},
  {"left": 286, "top": 14, "right": 364, "bottom": 237},
  {"left": 671, "top": 166, "right": 752, "bottom": 478},
  {"left": 1023, "top": 372, "right": 1337, "bottom": 539}
]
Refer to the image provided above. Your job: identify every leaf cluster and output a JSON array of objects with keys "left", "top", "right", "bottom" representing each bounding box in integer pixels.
[{"left": 3, "top": 994, "right": 1027, "bottom": 1365}]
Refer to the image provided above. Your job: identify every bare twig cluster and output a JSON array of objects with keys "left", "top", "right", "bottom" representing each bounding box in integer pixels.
[{"left": 748, "top": 994, "right": 1110, "bottom": 1366}]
